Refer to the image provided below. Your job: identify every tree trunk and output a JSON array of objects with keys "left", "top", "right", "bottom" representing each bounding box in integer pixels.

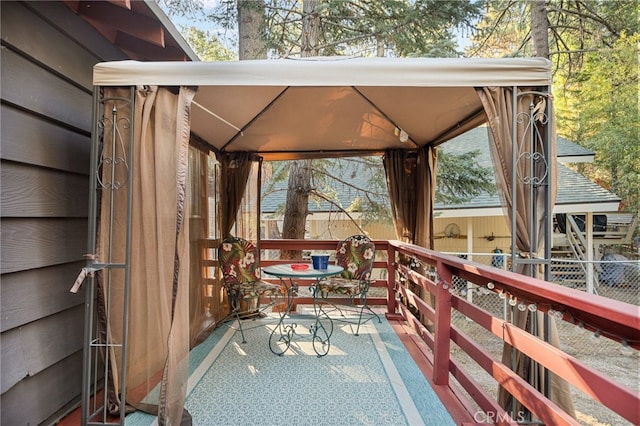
[
  {"left": 530, "top": 0, "right": 549, "bottom": 58},
  {"left": 611, "top": 162, "right": 618, "bottom": 194},
  {"left": 238, "top": 0, "right": 266, "bottom": 60},
  {"left": 237, "top": 1, "right": 267, "bottom": 316},
  {"left": 498, "top": 3, "right": 576, "bottom": 422},
  {"left": 281, "top": 160, "right": 312, "bottom": 259},
  {"left": 301, "top": 0, "right": 320, "bottom": 57},
  {"left": 281, "top": 0, "right": 320, "bottom": 259}
]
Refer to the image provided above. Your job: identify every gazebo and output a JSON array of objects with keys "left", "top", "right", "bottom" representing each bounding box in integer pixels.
[{"left": 84, "top": 56, "right": 559, "bottom": 424}]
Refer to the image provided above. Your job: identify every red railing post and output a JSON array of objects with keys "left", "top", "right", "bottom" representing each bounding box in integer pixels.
[
  {"left": 386, "top": 243, "right": 397, "bottom": 315},
  {"left": 433, "top": 260, "right": 453, "bottom": 386}
]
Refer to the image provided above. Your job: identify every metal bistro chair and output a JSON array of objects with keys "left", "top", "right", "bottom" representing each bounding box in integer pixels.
[
  {"left": 315, "top": 235, "right": 381, "bottom": 335},
  {"left": 218, "top": 237, "right": 285, "bottom": 343}
]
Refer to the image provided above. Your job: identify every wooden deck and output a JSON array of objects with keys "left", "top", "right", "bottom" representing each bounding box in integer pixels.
[
  {"left": 56, "top": 316, "right": 477, "bottom": 426},
  {"left": 67, "top": 238, "right": 638, "bottom": 426}
]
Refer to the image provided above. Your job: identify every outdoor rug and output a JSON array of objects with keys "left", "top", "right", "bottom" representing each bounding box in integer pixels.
[{"left": 126, "top": 311, "right": 454, "bottom": 426}]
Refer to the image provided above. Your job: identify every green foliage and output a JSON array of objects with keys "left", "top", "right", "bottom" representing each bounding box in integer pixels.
[
  {"left": 470, "top": 1, "right": 639, "bottom": 61},
  {"left": 573, "top": 33, "right": 640, "bottom": 212},
  {"left": 469, "top": 1, "right": 531, "bottom": 58},
  {"left": 436, "top": 151, "right": 496, "bottom": 204},
  {"left": 182, "top": 27, "right": 237, "bottom": 61},
  {"left": 471, "top": 1, "right": 639, "bottom": 212},
  {"left": 210, "top": 0, "right": 482, "bottom": 58},
  {"left": 157, "top": 0, "right": 238, "bottom": 60}
]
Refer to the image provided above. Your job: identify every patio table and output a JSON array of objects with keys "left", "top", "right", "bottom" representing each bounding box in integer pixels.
[{"left": 262, "top": 263, "right": 343, "bottom": 357}]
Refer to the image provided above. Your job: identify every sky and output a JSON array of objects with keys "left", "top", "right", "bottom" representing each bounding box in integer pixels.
[{"left": 162, "top": 1, "right": 238, "bottom": 52}]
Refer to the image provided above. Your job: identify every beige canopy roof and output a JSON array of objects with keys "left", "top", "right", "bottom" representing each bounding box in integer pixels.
[
  {"left": 89, "top": 57, "right": 561, "bottom": 424},
  {"left": 93, "top": 57, "right": 553, "bottom": 159}
]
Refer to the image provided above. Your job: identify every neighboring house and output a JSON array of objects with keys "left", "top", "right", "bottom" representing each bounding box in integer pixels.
[
  {"left": 260, "top": 126, "right": 622, "bottom": 260},
  {"left": 431, "top": 127, "right": 622, "bottom": 257},
  {"left": 0, "top": 2, "right": 195, "bottom": 424}
]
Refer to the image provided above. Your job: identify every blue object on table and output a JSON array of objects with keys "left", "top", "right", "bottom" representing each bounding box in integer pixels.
[{"left": 311, "top": 254, "right": 329, "bottom": 270}]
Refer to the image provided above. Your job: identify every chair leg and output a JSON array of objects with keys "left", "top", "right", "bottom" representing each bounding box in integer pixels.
[
  {"left": 230, "top": 293, "right": 287, "bottom": 344},
  {"left": 218, "top": 308, "right": 247, "bottom": 343},
  {"left": 236, "top": 312, "right": 247, "bottom": 343},
  {"left": 354, "top": 302, "right": 381, "bottom": 336},
  {"left": 227, "top": 296, "right": 247, "bottom": 343}
]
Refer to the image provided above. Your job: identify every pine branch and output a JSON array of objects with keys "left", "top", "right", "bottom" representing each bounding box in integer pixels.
[
  {"left": 311, "top": 167, "right": 387, "bottom": 197},
  {"left": 549, "top": 48, "right": 601, "bottom": 56},
  {"left": 467, "top": 0, "right": 519, "bottom": 57},
  {"left": 309, "top": 190, "right": 368, "bottom": 235},
  {"left": 546, "top": 3, "right": 620, "bottom": 39}
]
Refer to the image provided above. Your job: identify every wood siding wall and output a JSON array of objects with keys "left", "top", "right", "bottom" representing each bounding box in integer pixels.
[
  {"left": 0, "top": 2, "right": 127, "bottom": 424},
  {"left": 287, "top": 216, "right": 512, "bottom": 257},
  {"left": 433, "top": 216, "right": 512, "bottom": 254}
]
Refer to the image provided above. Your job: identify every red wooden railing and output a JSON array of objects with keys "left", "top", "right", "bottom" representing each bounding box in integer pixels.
[{"left": 210, "top": 238, "right": 639, "bottom": 425}]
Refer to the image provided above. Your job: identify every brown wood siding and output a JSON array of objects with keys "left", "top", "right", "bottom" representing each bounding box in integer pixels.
[
  {"left": 1, "top": 48, "right": 93, "bottom": 131},
  {"left": 1, "top": 162, "right": 89, "bottom": 217},
  {"left": 1, "top": 351, "right": 83, "bottom": 426},
  {"left": 1, "top": 263, "right": 85, "bottom": 333},
  {"left": 1, "top": 305, "right": 84, "bottom": 394},
  {"left": 0, "top": 1, "right": 128, "bottom": 424},
  {"left": 1, "top": 218, "right": 87, "bottom": 274},
  {"left": 1, "top": 105, "right": 90, "bottom": 174},
  {"left": 1, "top": 1, "right": 99, "bottom": 89}
]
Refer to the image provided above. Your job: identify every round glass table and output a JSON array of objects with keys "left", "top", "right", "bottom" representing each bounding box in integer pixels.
[{"left": 262, "top": 263, "right": 343, "bottom": 357}]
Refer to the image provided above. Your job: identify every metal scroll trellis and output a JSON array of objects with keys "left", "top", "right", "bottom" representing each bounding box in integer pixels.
[
  {"left": 81, "top": 86, "right": 135, "bottom": 426},
  {"left": 512, "top": 91, "right": 553, "bottom": 279},
  {"left": 509, "top": 88, "right": 556, "bottom": 414}
]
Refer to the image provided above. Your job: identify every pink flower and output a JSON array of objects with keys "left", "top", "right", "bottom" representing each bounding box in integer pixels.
[
  {"left": 363, "top": 248, "right": 374, "bottom": 259},
  {"left": 240, "top": 252, "right": 255, "bottom": 268}
]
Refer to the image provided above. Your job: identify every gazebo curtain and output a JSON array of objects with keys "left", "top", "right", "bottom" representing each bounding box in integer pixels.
[
  {"left": 476, "top": 87, "right": 575, "bottom": 418},
  {"left": 383, "top": 147, "right": 438, "bottom": 324},
  {"left": 383, "top": 146, "right": 437, "bottom": 248},
  {"left": 218, "top": 152, "right": 254, "bottom": 238},
  {"left": 97, "top": 86, "right": 195, "bottom": 425},
  {"left": 187, "top": 148, "right": 216, "bottom": 345}
]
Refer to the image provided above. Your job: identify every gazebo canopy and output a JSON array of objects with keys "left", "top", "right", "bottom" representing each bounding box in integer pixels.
[
  {"left": 93, "top": 56, "right": 553, "bottom": 159},
  {"left": 88, "top": 56, "right": 559, "bottom": 425}
]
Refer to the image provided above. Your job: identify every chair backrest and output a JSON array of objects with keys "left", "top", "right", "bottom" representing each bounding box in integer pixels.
[
  {"left": 335, "top": 235, "right": 375, "bottom": 280},
  {"left": 218, "top": 237, "right": 261, "bottom": 285}
]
